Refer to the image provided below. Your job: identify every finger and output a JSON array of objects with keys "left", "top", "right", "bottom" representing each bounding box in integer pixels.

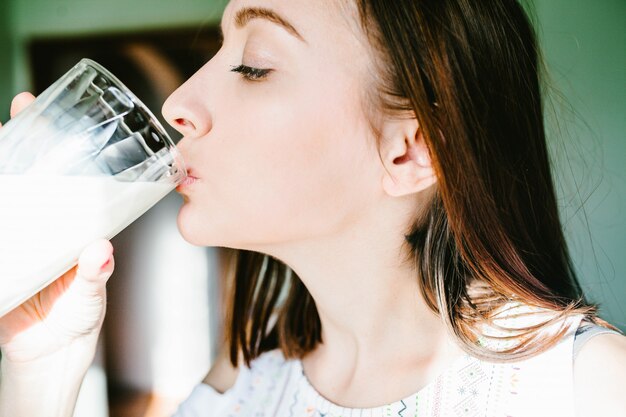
[
  {"left": 74, "top": 239, "right": 115, "bottom": 293},
  {"left": 9, "top": 92, "right": 36, "bottom": 119},
  {"left": 41, "top": 240, "right": 114, "bottom": 339}
]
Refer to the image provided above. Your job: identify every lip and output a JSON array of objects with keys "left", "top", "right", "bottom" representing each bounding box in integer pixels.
[{"left": 176, "top": 168, "right": 199, "bottom": 192}]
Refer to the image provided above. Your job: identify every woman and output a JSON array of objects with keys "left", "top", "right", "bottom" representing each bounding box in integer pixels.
[{"left": 1, "top": 0, "right": 625, "bottom": 416}]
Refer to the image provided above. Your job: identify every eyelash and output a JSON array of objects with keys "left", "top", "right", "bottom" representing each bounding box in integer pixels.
[{"left": 230, "top": 64, "right": 272, "bottom": 81}]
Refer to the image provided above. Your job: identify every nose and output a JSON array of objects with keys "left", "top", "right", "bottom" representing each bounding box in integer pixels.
[{"left": 162, "top": 78, "right": 212, "bottom": 139}]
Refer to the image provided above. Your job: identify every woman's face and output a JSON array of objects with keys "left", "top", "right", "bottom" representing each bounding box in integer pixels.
[{"left": 162, "top": 0, "right": 383, "bottom": 251}]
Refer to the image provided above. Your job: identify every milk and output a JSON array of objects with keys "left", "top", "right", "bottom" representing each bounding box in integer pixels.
[{"left": 0, "top": 175, "right": 173, "bottom": 317}]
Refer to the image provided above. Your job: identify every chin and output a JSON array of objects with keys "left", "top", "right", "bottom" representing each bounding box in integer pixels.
[
  {"left": 176, "top": 206, "right": 230, "bottom": 248},
  {"left": 176, "top": 207, "right": 204, "bottom": 246},
  {"left": 175, "top": 203, "right": 284, "bottom": 251}
]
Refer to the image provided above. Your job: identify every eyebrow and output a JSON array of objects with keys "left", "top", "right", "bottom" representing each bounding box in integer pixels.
[{"left": 231, "top": 7, "right": 306, "bottom": 43}]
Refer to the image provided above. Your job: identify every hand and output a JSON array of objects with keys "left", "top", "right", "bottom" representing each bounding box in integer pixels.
[{"left": 0, "top": 93, "right": 116, "bottom": 365}]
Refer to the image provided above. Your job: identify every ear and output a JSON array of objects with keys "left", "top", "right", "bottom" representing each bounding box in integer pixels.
[{"left": 380, "top": 116, "right": 436, "bottom": 197}]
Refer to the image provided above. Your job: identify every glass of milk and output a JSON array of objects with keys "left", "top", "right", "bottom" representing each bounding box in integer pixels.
[{"left": 0, "top": 58, "right": 187, "bottom": 318}]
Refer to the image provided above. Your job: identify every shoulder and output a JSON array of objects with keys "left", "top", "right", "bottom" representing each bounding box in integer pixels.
[
  {"left": 202, "top": 347, "right": 289, "bottom": 393},
  {"left": 202, "top": 351, "right": 239, "bottom": 394},
  {"left": 573, "top": 330, "right": 626, "bottom": 417}
]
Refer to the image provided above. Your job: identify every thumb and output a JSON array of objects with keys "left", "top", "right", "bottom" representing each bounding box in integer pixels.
[
  {"left": 41, "top": 239, "right": 114, "bottom": 340},
  {"left": 73, "top": 239, "right": 115, "bottom": 295}
]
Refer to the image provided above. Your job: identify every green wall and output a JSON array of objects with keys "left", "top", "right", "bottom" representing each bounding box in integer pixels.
[
  {"left": 4, "top": 0, "right": 227, "bottom": 110},
  {"left": 0, "top": 0, "right": 15, "bottom": 120},
  {"left": 535, "top": 0, "right": 626, "bottom": 330},
  {"left": 1, "top": 1, "right": 624, "bottom": 330},
  {"left": 10, "top": 0, "right": 226, "bottom": 36}
]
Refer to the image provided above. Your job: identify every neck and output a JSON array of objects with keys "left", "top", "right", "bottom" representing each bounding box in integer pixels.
[{"left": 260, "top": 196, "right": 462, "bottom": 370}]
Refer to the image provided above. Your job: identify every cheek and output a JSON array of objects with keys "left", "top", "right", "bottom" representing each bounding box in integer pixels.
[{"left": 178, "top": 74, "right": 378, "bottom": 248}]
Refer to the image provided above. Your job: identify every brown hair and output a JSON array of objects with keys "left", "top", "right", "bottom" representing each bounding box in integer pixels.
[{"left": 224, "top": 0, "right": 619, "bottom": 367}]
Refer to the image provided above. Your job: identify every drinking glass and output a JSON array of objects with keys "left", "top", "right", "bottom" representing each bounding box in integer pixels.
[{"left": 0, "top": 58, "right": 186, "bottom": 318}]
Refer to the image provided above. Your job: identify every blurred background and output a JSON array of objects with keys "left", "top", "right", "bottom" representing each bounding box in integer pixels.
[{"left": 0, "top": 0, "right": 624, "bottom": 416}]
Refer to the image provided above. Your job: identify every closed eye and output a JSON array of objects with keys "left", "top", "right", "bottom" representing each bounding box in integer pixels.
[{"left": 231, "top": 64, "right": 273, "bottom": 81}]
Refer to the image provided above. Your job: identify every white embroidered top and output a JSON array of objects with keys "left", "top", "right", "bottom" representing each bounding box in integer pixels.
[{"left": 172, "top": 303, "right": 621, "bottom": 417}]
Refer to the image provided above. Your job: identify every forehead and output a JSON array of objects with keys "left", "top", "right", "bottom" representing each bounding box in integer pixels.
[{"left": 222, "top": 0, "right": 364, "bottom": 47}]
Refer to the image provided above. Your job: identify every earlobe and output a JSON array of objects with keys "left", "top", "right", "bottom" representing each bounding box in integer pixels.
[{"left": 381, "top": 118, "right": 437, "bottom": 197}]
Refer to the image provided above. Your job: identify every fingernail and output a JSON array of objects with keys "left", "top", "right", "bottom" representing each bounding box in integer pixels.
[{"left": 100, "top": 258, "right": 111, "bottom": 269}]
